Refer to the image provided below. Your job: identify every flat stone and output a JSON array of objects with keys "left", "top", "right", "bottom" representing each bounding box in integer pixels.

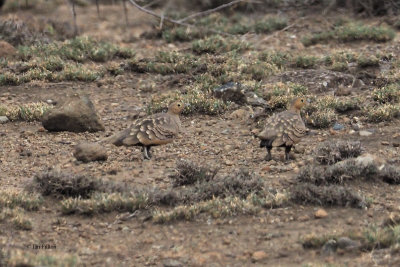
[
  {"left": 251, "top": 251, "right": 268, "bottom": 262},
  {"left": 314, "top": 208, "right": 328, "bottom": 218},
  {"left": 359, "top": 130, "right": 373, "bottom": 137},
  {"left": 0, "top": 116, "right": 9, "bottom": 124}
]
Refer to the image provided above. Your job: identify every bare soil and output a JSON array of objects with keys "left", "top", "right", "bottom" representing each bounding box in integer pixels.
[{"left": 1, "top": 3, "right": 400, "bottom": 266}]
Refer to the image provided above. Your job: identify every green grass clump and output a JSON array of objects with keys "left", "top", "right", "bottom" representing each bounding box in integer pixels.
[
  {"left": 148, "top": 88, "right": 228, "bottom": 115},
  {"left": 0, "top": 102, "right": 53, "bottom": 121},
  {"left": 0, "top": 208, "right": 32, "bottom": 231},
  {"left": 364, "top": 104, "right": 400, "bottom": 122},
  {"left": 302, "top": 23, "right": 395, "bottom": 46},
  {"left": 292, "top": 55, "right": 318, "bottom": 69},
  {"left": 17, "top": 36, "right": 135, "bottom": 62},
  {"left": 192, "top": 35, "right": 249, "bottom": 54},
  {"left": 0, "top": 190, "right": 43, "bottom": 211},
  {"left": 5, "top": 249, "right": 80, "bottom": 267},
  {"left": 372, "top": 83, "right": 400, "bottom": 104},
  {"left": 308, "top": 108, "right": 337, "bottom": 128},
  {"left": 128, "top": 51, "right": 200, "bottom": 75},
  {"left": 323, "top": 51, "right": 357, "bottom": 71},
  {"left": 153, "top": 192, "right": 288, "bottom": 223},
  {"left": 258, "top": 51, "right": 291, "bottom": 69},
  {"left": 254, "top": 17, "right": 287, "bottom": 34},
  {"left": 0, "top": 72, "right": 21, "bottom": 85},
  {"left": 357, "top": 55, "right": 380, "bottom": 68},
  {"left": 61, "top": 192, "right": 150, "bottom": 215}
]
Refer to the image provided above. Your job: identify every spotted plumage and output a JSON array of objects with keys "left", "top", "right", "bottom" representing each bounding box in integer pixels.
[
  {"left": 108, "top": 101, "right": 184, "bottom": 159},
  {"left": 258, "top": 97, "right": 308, "bottom": 161}
]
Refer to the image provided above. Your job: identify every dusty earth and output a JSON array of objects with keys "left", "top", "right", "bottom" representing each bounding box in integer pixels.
[{"left": 1, "top": 2, "right": 400, "bottom": 266}]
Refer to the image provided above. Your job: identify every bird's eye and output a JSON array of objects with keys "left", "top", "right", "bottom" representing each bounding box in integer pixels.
[
  {"left": 177, "top": 104, "right": 181, "bottom": 107},
  {"left": 301, "top": 99, "right": 304, "bottom": 102}
]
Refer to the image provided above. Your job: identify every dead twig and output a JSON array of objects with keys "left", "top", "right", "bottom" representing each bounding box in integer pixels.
[
  {"left": 123, "top": 0, "right": 129, "bottom": 26},
  {"left": 177, "top": 0, "right": 246, "bottom": 23},
  {"left": 96, "top": 0, "right": 100, "bottom": 18},
  {"left": 67, "top": 0, "right": 78, "bottom": 36},
  {"left": 127, "top": 0, "right": 233, "bottom": 36}
]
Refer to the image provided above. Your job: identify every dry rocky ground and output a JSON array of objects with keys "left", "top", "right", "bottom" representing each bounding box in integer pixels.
[{"left": 1, "top": 1, "right": 400, "bottom": 266}]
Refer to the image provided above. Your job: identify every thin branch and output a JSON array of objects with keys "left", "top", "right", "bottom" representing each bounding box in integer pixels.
[
  {"left": 143, "top": 0, "right": 162, "bottom": 9},
  {"left": 96, "top": 0, "right": 100, "bottom": 18},
  {"left": 127, "top": 0, "right": 233, "bottom": 36},
  {"left": 123, "top": 0, "right": 129, "bottom": 26},
  {"left": 67, "top": 0, "right": 78, "bottom": 36},
  {"left": 177, "top": 0, "right": 245, "bottom": 23}
]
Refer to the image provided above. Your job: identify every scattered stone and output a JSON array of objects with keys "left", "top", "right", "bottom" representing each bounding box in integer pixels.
[
  {"left": 337, "top": 237, "right": 360, "bottom": 250},
  {"left": 213, "top": 82, "right": 247, "bottom": 105},
  {"left": 321, "top": 239, "right": 337, "bottom": 255},
  {"left": 359, "top": 130, "right": 373, "bottom": 137},
  {"left": 251, "top": 251, "right": 268, "bottom": 262},
  {"left": 314, "top": 208, "right": 328, "bottom": 218},
  {"left": 245, "top": 91, "right": 269, "bottom": 107},
  {"left": 333, "top": 123, "right": 344, "bottom": 131},
  {"left": 349, "top": 130, "right": 356, "bottom": 134},
  {"left": 163, "top": 259, "right": 183, "bottom": 267},
  {"left": 42, "top": 94, "right": 105, "bottom": 133},
  {"left": 0, "top": 116, "right": 9, "bottom": 124},
  {"left": 73, "top": 142, "right": 108, "bottom": 163},
  {"left": 381, "top": 141, "right": 389, "bottom": 146}
]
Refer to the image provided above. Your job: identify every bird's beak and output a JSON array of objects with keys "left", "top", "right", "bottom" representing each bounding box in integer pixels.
[{"left": 306, "top": 98, "right": 311, "bottom": 104}]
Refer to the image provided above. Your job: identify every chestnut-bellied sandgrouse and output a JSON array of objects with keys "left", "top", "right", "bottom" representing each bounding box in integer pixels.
[
  {"left": 258, "top": 97, "right": 308, "bottom": 161},
  {"left": 108, "top": 101, "right": 184, "bottom": 160}
]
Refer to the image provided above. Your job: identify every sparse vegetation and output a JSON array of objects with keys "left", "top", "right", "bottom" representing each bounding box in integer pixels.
[
  {"left": 0, "top": 190, "right": 42, "bottom": 211},
  {"left": 192, "top": 35, "right": 249, "bottom": 54},
  {"left": 364, "top": 103, "right": 400, "bottom": 122},
  {"left": 147, "top": 88, "right": 228, "bottom": 115},
  {"left": 0, "top": 102, "right": 52, "bottom": 121},
  {"left": 315, "top": 140, "right": 363, "bottom": 165},
  {"left": 5, "top": 249, "right": 80, "bottom": 267},
  {"left": 290, "top": 183, "right": 367, "bottom": 208},
  {"left": 302, "top": 23, "right": 396, "bottom": 46},
  {"left": 170, "top": 160, "right": 217, "bottom": 187}
]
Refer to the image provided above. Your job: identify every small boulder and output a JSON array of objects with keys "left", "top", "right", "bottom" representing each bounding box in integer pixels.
[
  {"left": 0, "top": 41, "right": 16, "bottom": 58},
  {"left": 314, "top": 208, "right": 328, "bottom": 218},
  {"left": 0, "top": 116, "right": 9, "bottom": 124},
  {"left": 42, "top": 94, "right": 105, "bottom": 133},
  {"left": 213, "top": 82, "right": 247, "bottom": 105},
  {"left": 73, "top": 142, "right": 108, "bottom": 163},
  {"left": 213, "top": 82, "right": 268, "bottom": 107},
  {"left": 251, "top": 251, "right": 268, "bottom": 262}
]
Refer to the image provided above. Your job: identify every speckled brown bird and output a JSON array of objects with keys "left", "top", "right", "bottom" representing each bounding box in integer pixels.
[
  {"left": 258, "top": 97, "right": 308, "bottom": 161},
  {"left": 108, "top": 101, "right": 184, "bottom": 160}
]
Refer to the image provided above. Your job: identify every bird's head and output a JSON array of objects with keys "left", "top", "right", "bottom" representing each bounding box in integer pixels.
[
  {"left": 168, "top": 101, "right": 185, "bottom": 115},
  {"left": 290, "top": 97, "right": 308, "bottom": 112}
]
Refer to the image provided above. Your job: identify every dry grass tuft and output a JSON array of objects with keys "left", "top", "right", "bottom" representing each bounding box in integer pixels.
[
  {"left": 290, "top": 183, "right": 367, "bottom": 208},
  {"left": 315, "top": 140, "right": 363, "bottom": 165},
  {"left": 170, "top": 160, "right": 217, "bottom": 187}
]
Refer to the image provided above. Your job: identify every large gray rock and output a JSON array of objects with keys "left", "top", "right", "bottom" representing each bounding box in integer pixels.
[
  {"left": 42, "top": 95, "right": 105, "bottom": 132},
  {"left": 73, "top": 142, "right": 107, "bottom": 163}
]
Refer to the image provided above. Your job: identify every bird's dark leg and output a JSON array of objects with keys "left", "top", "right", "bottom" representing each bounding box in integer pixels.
[
  {"left": 265, "top": 146, "right": 272, "bottom": 161},
  {"left": 285, "top": 145, "right": 292, "bottom": 161},
  {"left": 142, "top": 146, "right": 151, "bottom": 160}
]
